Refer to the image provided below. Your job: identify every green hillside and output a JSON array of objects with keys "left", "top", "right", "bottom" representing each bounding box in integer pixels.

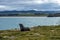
[{"left": 0, "top": 25, "right": 60, "bottom": 40}]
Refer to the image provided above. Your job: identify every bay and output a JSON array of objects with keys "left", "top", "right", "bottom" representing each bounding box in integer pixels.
[{"left": 0, "top": 17, "right": 60, "bottom": 30}]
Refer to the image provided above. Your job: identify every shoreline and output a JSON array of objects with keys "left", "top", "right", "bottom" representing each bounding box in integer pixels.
[
  {"left": 0, "top": 16, "right": 60, "bottom": 18},
  {"left": 0, "top": 16, "right": 47, "bottom": 18},
  {"left": 0, "top": 25, "right": 59, "bottom": 30}
]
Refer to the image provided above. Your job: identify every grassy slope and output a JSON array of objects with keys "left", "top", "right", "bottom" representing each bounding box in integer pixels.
[{"left": 0, "top": 25, "right": 60, "bottom": 40}]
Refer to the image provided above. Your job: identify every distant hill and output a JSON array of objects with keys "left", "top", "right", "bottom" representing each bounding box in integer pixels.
[
  {"left": 0, "top": 10, "right": 60, "bottom": 16},
  {"left": 0, "top": 10, "right": 60, "bottom": 14}
]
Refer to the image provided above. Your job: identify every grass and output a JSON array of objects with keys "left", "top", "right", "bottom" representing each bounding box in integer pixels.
[{"left": 0, "top": 25, "right": 60, "bottom": 40}]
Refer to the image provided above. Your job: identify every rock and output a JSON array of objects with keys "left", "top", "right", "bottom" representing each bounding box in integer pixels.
[
  {"left": 3, "top": 36, "right": 9, "bottom": 38},
  {"left": 34, "top": 33, "right": 40, "bottom": 36}
]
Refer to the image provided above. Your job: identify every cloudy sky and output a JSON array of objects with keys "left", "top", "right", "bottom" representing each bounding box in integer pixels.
[{"left": 0, "top": 0, "right": 60, "bottom": 11}]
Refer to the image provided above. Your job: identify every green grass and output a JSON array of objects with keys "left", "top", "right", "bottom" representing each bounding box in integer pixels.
[{"left": 0, "top": 25, "right": 60, "bottom": 40}]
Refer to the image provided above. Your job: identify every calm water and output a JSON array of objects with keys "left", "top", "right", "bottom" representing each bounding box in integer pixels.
[{"left": 0, "top": 17, "right": 60, "bottom": 30}]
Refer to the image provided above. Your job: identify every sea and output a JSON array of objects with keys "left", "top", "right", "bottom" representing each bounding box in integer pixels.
[{"left": 0, "top": 17, "right": 60, "bottom": 30}]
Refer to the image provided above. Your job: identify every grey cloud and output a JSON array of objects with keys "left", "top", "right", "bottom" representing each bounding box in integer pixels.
[{"left": 0, "top": 0, "right": 60, "bottom": 11}]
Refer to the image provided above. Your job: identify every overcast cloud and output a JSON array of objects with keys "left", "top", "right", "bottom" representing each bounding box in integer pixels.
[{"left": 0, "top": 0, "right": 60, "bottom": 11}]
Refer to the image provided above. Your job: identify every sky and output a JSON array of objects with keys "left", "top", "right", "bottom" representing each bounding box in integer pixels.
[{"left": 0, "top": 0, "right": 60, "bottom": 11}]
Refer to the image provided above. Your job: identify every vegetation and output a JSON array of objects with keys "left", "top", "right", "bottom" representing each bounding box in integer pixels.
[
  {"left": 0, "top": 13, "right": 48, "bottom": 17},
  {"left": 0, "top": 25, "right": 60, "bottom": 40}
]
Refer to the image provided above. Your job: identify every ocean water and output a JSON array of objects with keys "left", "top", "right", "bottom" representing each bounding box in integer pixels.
[{"left": 0, "top": 17, "right": 60, "bottom": 30}]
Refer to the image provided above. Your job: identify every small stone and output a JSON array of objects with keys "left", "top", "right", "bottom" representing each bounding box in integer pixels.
[
  {"left": 34, "top": 33, "right": 40, "bottom": 36},
  {"left": 3, "top": 36, "right": 9, "bottom": 38}
]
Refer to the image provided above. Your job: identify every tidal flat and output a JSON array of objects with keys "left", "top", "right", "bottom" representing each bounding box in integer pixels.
[{"left": 0, "top": 25, "right": 60, "bottom": 40}]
